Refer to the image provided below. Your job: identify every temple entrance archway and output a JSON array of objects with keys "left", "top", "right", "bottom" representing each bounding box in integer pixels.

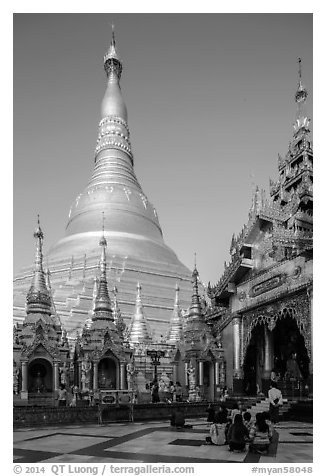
[
  {"left": 98, "top": 358, "right": 117, "bottom": 389},
  {"left": 242, "top": 309, "right": 310, "bottom": 395},
  {"left": 28, "top": 358, "right": 53, "bottom": 393},
  {"left": 272, "top": 314, "right": 310, "bottom": 381}
]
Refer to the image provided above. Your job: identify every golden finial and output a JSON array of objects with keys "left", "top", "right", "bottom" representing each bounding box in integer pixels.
[
  {"left": 111, "top": 23, "right": 115, "bottom": 45},
  {"left": 99, "top": 211, "right": 107, "bottom": 247},
  {"left": 34, "top": 214, "right": 43, "bottom": 240},
  {"left": 298, "top": 57, "right": 302, "bottom": 81}
]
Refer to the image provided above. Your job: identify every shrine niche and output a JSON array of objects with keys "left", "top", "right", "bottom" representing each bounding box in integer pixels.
[
  {"left": 28, "top": 358, "right": 53, "bottom": 393},
  {"left": 98, "top": 357, "right": 118, "bottom": 390},
  {"left": 242, "top": 292, "right": 311, "bottom": 365}
]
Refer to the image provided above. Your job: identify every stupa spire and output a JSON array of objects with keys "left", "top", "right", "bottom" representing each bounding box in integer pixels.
[
  {"left": 188, "top": 262, "right": 202, "bottom": 320},
  {"left": 26, "top": 216, "right": 52, "bottom": 315},
  {"left": 45, "top": 267, "right": 61, "bottom": 326},
  {"left": 51, "top": 29, "right": 165, "bottom": 260},
  {"left": 293, "top": 57, "right": 310, "bottom": 138},
  {"left": 127, "top": 282, "right": 152, "bottom": 344},
  {"left": 104, "top": 24, "right": 122, "bottom": 80},
  {"left": 166, "top": 282, "right": 184, "bottom": 343},
  {"left": 112, "top": 286, "right": 126, "bottom": 339},
  {"left": 93, "top": 214, "right": 113, "bottom": 321}
]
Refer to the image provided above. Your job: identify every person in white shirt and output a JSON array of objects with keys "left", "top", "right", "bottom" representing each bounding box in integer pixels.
[{"left": 268, "top": 382, "right": 283, "bottom": 423}]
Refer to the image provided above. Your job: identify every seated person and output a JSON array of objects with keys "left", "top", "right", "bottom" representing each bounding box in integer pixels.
[
  {"left": 230, "top": 401, "right": 244, "bottom": 422},
  {"left": 249, "top": 412, "right": 273, "bottom": 455},
  {"left": 216, "top": 404, "right": 228, "bottom": 423},
  {"left": 243, "top": 411, "right": 252, "bottom": 432},
  {"left": 227, "top": 413, "right": 249, "bottom": 452},
  {"left": 205, "top": 413, "right": 227, "bottom": 446},
  {"left": 170, "top": 408, "right": 185, "bottom": 429},
  {"left": 206, "top": 403, "right": 215, "bottom": 422}
]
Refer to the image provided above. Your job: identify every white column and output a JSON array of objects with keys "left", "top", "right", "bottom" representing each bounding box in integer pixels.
[
  {"left": 93, "top": 361, "right": 98, "bottom": 390},
  {"left": 21, "top": 361, "right": 28, "bottom": 392},
  {"left": 215, "top": 361, "right": 220, "bottom": 386},
  {"left": 184, "top": 362, "right": 188, "bottom": 386},
  {"left": 263, "top": 326, "right": 273, "bottom": 378},
  {"left": 54, "top": 362, "right": 59, "bottom": 391},
  {"left": 120, "top": 363, "right": 126, "bottom": 390},
  {"left": 199, "top": 361, "right": 204, "bottom": 386},
  {"left": 232, "top": 316, "right": 242, "bottom": 378},
  {"left": 172, "top": 364, "right": 177, "bottom": 383}
]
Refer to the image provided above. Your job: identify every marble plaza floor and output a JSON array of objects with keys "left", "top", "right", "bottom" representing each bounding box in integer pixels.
[{"left": 13, "top": 418, "right": 313, "bottom": 464}]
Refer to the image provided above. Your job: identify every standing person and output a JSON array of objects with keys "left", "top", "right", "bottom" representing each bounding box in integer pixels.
[
  {"left": 151, "top": 379, "right": 160, "bottom": 403},
  {"left": 58, "top": 384, "right": 67, "bottom": 407},
  {"left": 168, "top": 381, "right": 175, "bottom": 403},
  {"left": 268, "top": 382, "right": 283, "bottom": 424},
  {"left": 220, "top": 386, "right": 229, "bottom": 402},
  {"left": 227, "top": 414, "right": 249, "bottom": 452},
  {"left": 175, "top": 381, "right": 183, "bottom": 402}
]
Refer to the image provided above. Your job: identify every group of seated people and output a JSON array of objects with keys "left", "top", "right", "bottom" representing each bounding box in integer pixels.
[{"left": 206, "top": 402, "right": 274, "bottom": 455}]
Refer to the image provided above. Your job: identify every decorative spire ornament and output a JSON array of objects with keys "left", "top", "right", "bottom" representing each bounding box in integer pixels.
[
  {"left": 166, "top": 282, "right": 184, "bottom": 343},
  {"left": 293, "top": 57, "right": 310, "bottom": 137},
  {"left": 26, "top": 216, "right": 52, "bottom": 315},
  {"left": 45, "top": 267, "right": 61, "bottom": 326},
  {"left": 112, "top": 286, "right": 126, "bottom": 339},
  {"left": 126, "top": 282, "right": 152, "bottom": 344},
  {"left": 93, "top": 214, "right": 113, "bottom": 321}
]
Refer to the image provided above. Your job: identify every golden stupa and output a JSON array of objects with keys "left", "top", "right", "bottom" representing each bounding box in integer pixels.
[{"left": 14, "top": 29, "right": 193, "bottom": 342}]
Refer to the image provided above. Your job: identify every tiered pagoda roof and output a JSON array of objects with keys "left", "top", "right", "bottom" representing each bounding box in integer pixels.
[{"left": 208, "top": 59, "right": 313, "bottom": 304}]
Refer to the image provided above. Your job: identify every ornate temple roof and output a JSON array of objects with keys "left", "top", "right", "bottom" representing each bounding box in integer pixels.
[
  {"left": 78, "top": 228, "right": 125, "bottom": 359},
  {"left": 126, "top": 282, "right": 152, "bottom": 345},
  {"left": 208, "top": 59, "right": 313, "bottom": 303}
]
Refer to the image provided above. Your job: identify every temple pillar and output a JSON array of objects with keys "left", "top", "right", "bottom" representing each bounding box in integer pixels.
[
  {"left": 172, "top": 363, "right": 177, "bottom": 383},
  {"left": 120, "top": 363, "right": 126, "bottom": 390},
  {"left": 184, "top": 362, "right": 188, "bottom": 387},
  {"left": 215, "top": 361, "right": 220, "bottom": 386},
  {"left": 232, "top": 316, "right": 243, "bottom": 394},
  {"left": 262, "top": 325, "right": 273, "bottom": 394},
  {"left": 93, "top": 361, "right": 98, "bottom": 390},
  {"left": 21, "top": 360, "right": 28, "bottom": 399},
  {"left": 53, "top": 361, "right": 60, "bottom": 391},
  {"left": 199, "top": 361, "right": 204, "bottom": 386},
  {"left": 308, "top": 286, "right": 313, "bottom": 393}
]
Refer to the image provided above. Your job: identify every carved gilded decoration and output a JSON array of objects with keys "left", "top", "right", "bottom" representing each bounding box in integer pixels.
[{"left": 241, "top": 291, "right": 311, "bottom": 366}]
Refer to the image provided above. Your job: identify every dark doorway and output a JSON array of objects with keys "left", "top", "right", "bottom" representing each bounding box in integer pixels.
[
  {"left": 28, "top": 358, "right": 53, "bottom": 393},
  {"left": 98, "top": 358, "right": 117, "bottom": 389},
  {"left": 243, "top": 323, "right": 265, "bottom": 395},
  {"left": 273, "top": 314, "right": 310, "bottom": 380}
]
